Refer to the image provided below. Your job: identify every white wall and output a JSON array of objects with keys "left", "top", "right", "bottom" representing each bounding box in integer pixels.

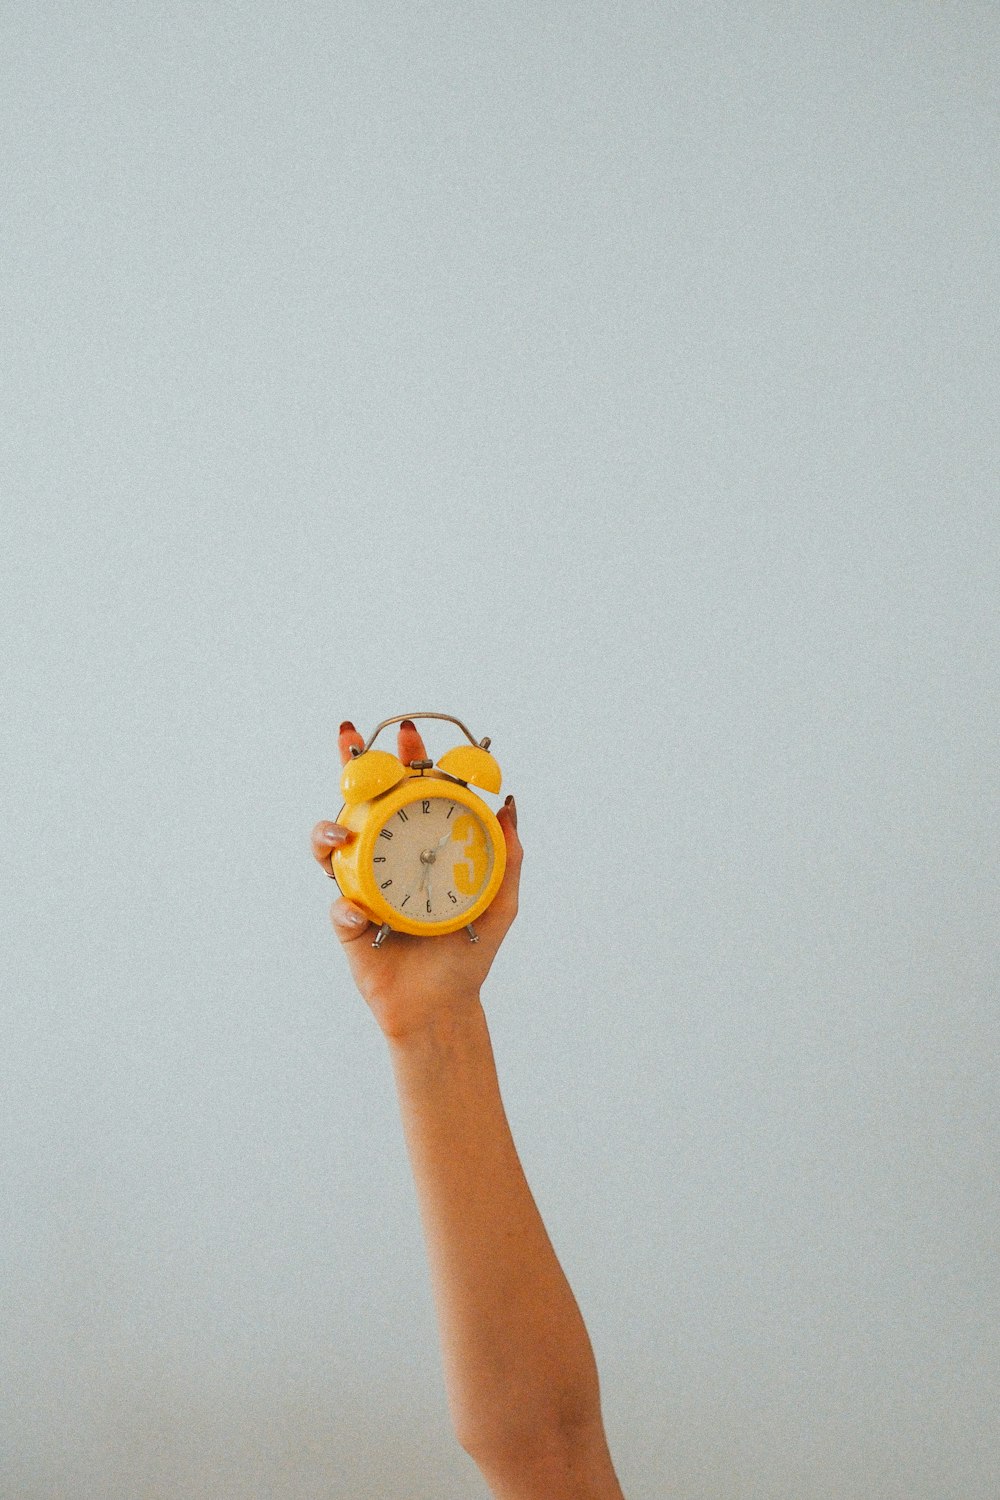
[{"left": 2, "top": 4, "right": 997, "bottom": 1496}]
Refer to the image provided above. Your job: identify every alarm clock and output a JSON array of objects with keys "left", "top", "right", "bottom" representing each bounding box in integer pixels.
[{"left": 330, "top": 712, "right": 508, "bottom": 948}]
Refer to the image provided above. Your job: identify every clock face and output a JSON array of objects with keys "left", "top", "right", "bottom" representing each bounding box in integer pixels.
[{"left": 371, "top": 793, "right": 495, "bottom": 925}]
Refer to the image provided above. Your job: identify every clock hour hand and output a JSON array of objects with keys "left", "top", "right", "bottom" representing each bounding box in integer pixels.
[
  {"left": 417, "top": 845, "right": 438, "bottom": 896},
  {"left": 417, "top": 855, "right": 434, "bottom": 910}
]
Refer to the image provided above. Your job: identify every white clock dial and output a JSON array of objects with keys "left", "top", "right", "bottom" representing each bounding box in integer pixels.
[{"left": 371, "top": 794, "right": 495, "bottom": 924}]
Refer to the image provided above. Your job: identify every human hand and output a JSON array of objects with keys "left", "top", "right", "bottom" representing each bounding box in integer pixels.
[{"left": 311, "top": 720, "right": 523, "bottom": 1040}]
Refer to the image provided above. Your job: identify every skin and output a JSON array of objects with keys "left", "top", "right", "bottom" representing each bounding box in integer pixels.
[{"left": 310, "top": 720, "right": 625, "bottom": 1498}]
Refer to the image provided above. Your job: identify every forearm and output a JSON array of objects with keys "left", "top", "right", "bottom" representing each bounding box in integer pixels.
[{"left": 386, "top": 994, "right": 603, "bottom": 1460}]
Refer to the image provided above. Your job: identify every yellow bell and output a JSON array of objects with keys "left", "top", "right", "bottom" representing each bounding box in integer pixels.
[
  {"left": 435, "top": 744, "right": 503, "bottom": 794},
  {"left": 340, "top": 749, "right": 409, "bottom": 805}
]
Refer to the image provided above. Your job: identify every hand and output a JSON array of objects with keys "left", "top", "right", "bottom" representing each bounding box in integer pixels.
[{"left": 311, "top": 719, "right": 523, "bottom": 1040}]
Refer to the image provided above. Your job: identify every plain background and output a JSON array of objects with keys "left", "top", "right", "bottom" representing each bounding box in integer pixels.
[{"left": 2, "top": 3, "right": 998, "bottom": 1497}]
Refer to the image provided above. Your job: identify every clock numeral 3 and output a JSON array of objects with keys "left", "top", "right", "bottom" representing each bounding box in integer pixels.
[{"left": 452, "top": 813, "right": 487, "bottom": 897}]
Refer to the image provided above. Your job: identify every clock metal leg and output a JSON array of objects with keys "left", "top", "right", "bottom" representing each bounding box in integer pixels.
[{"left": 374, "top": 922, "right": 477, "bottom": 945}]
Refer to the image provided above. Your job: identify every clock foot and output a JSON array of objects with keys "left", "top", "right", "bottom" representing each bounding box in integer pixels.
[
  {"left": 466, "top": 923, "right": 479, "bottom": 942},
  {"left": 372, "top": 923, "right": 392, "bottom": 948}
]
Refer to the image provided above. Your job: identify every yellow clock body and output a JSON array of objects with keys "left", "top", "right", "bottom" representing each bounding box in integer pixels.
[{"left": 331, "top": 769, "right": 507, "bottom": 937}]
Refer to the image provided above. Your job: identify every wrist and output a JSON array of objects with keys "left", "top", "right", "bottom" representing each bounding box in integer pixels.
[{"left": 380, "top": 990, "right": 485, "bottom": 1048}]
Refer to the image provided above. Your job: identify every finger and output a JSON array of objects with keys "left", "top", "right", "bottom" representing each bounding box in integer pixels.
[
  {"left": 496, "top": 797, "right": 523, "bottom": 883},
  {"left": 330, "top": 897, "right": 372, "bottom": 942},
  {"left": 338, "top": 721, "right": 365, "bottom": 766},
  {"left": 312, "top": 819, "right": 354, "bottom": 867},
  {"left": 398, "top": 718, "right": 430, "bottom": 767},
  {"left": 478, "top": 797, "right": 522, "bottom": 932}
]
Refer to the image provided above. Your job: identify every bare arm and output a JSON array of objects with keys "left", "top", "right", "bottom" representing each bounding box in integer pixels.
[
  {"left": 387, "top": 999, "right": 623, "bottom": 1493},
  {"left": 313, "top": 719, "right": 625, "bottom": 1497}
]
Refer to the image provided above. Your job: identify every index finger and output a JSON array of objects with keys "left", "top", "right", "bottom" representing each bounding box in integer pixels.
[{"left": 338, "top": 721, "right": 365, "bottom": 765}]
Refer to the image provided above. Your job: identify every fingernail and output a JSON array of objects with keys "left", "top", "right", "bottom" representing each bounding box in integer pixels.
[
  {"left": 339, "top": 721, "right": 356, "bottom": 734},
  {"left": 340, "top": 906, "right": 367, "bottom": 927},
  {"left": 400, "top": 719, "right": 416, "bottom": 731},
  {"left": 504, "top": 794, "right": 517, "bottom": 828},
  {"left": 324, "top": 824, "right": 350, "bottom": 844}
]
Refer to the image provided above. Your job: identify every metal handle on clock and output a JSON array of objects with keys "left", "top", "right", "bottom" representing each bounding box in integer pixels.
[{"left": 350, "top": 712, "right": 492, "bottom": 758}]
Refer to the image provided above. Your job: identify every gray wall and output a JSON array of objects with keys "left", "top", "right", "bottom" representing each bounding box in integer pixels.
[{"left": 2, "top": 4, "right": 997, "bottom": 1497}]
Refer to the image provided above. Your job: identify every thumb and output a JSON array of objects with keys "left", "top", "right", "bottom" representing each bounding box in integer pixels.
[{"left": 330, "top": 898, "right": 372, "bottom": 943}]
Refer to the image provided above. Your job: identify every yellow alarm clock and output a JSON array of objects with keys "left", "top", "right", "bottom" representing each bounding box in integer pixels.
[{"left": 330, "top": 712, "right": 508, "bottom": 948}]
